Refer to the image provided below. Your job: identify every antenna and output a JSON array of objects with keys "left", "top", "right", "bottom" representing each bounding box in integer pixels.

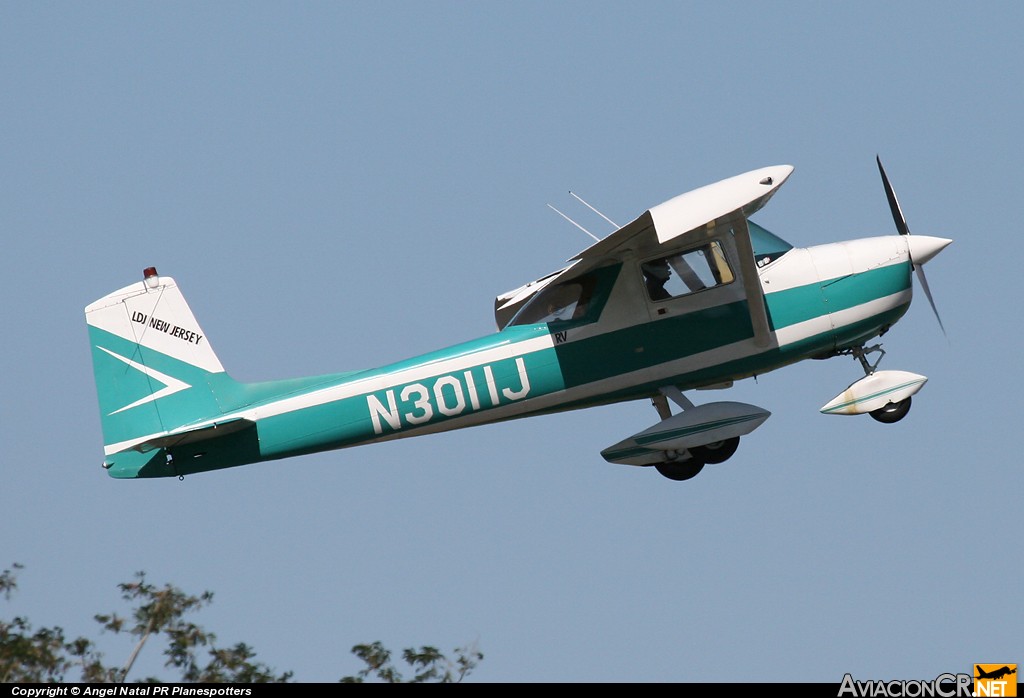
[
  {"left": 547, "top": 204, "right": 600, "bottom": 242},
  {"left": 569, "top": 191, "right": 619, "bottom": 229}
]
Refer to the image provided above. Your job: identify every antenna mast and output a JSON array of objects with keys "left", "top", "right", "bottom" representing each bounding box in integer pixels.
[
  {"left": 547, "top": 204, "right": 600, "bottom": 242},
  {"left": 569, "top": 191, "right": 619, "bottom": 228}
]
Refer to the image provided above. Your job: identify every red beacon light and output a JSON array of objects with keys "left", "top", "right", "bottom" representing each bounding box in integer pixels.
[{"left": 143, "top": 266, "right": 160, "bottom": 289}]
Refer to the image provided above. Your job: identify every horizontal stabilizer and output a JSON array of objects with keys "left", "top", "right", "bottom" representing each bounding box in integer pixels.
[{"left": 130, "top": 418, "right": 256, "bottom": 453}]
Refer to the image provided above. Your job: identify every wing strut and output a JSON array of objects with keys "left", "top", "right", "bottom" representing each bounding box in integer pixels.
[{"left": 731, "top": 217, "right": 772, "bottom": 348}]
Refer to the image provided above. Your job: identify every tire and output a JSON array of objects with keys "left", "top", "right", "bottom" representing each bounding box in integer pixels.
[
  {"left": 870, "top": 396, "right": 912, "bottom": 424},
  {"left": 691, "top": 436, "right": 740, "bottom": 464},
  {"left": 654, "top": 459, "right": 705, "bottom": 481}
]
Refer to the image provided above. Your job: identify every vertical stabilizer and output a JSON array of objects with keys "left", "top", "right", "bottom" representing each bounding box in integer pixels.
[{"left": 85, "top": 269, "right": 234, "bottom": 467}]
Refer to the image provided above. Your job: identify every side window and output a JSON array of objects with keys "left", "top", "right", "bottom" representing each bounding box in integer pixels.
[
  {"left": 511, "top": 280, "right": 592, "bottom": 325},
  {"left": 641, "top": 241, "right": 734, "bottom": 301}
]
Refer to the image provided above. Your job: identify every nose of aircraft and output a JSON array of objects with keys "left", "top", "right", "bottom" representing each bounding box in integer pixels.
[{"left": 906, "top": 235, "right": 952, "bottom": 265}]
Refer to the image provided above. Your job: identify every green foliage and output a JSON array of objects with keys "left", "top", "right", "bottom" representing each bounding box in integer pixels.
[
  {"left": 0, "top": 564, "right": 21, "bottom": 600},
  {"left": 92, "top": 571, "right": 290, "bottom": 682},
  {"left": 0, "top": 564, "right": 106, "bottom": 682},
  {"left": 340, "top": 641, "right": 483, "bottom": 683},
  {"left": 0, "top": 564, "right": 479, "bottom": 683}
]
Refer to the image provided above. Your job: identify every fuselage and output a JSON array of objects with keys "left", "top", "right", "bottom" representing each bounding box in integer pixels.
[{"left": 103, "top": 231, "right": 917, "bottom": 478}]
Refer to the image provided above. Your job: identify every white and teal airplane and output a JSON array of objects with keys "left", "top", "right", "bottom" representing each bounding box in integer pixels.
[{"left": 86, "top": 159, "right": 950, "bottom": 481}]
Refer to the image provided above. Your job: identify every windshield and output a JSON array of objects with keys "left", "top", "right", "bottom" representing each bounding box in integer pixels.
[{"left": 748, "top": 220, "right": 793, "bottom": 267}]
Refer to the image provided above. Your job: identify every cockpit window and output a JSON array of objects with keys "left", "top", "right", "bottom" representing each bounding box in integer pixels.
[
  {"left": 509, "top": 264, "right": 624, "bottom": 327},
  {"left": 748, "top": 220, "right": 793, "bottom": 267},
  {"left": 510, "top": 279, "right": 593, "bottom": 325},
  {"left": 641, "top": 240, "right": 734, "bottom": 301}
]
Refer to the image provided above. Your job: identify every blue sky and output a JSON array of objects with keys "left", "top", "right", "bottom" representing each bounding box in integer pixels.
[{"left": 1, "top": 2, "right": 1020, "bottom": 682}]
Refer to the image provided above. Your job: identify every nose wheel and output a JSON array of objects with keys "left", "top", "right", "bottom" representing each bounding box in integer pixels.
[
  {"left": 823, "top": 345, "right": 925, "bottom": 423},
  {"left": 870, "top": 396, "right": 912, "bottom": 423},
  {"left": 851, "top": 345, "right": 914, "bottom": 423}
]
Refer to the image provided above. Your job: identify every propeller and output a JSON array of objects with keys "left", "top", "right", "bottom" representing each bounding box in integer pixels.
[{"left": 876, "top": 156, "right": 949, "bottom": 336}]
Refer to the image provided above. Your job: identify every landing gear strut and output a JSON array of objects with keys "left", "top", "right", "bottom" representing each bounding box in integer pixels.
[
  {"left": 843, "top": 344, "right": 886, "bottom": 374},
  {"left": 648, "top": 388, "right": 743, "bottom": 480}
]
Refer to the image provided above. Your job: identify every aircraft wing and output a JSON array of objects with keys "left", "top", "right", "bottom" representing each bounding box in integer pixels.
[
  {"left": 494, "top": 165, "right": 793, "bottom": 335},
  {"left": 567, "top": 165, "right": 794, "bottom": 273}
]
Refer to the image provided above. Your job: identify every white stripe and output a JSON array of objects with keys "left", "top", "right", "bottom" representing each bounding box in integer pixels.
[
  {"left": 97, "top": 347, "right": 191, "bottom": 415},
  {"left": 253, "top": 334, "right": 554, "bottom": 419},
  {"left": 774, "top": 289, "right": 911, "bottom": 347},
  {"left": 105, "top": 333, "right": 555, "bottom": 454}
]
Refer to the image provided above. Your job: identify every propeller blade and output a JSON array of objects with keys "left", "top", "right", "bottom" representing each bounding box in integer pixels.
[
  {"left": 914, "top": 265, "right": 947, "bottom": 337},
  {"left": 877, "top": 155, "right": 910, "bottom": 237},
  {"left": 878, "top": 157, "right": 949, "bottom": 337}
]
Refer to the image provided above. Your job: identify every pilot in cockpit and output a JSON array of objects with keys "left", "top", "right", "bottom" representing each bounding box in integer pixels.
[{"left": 642, "top": 260, "right": 672, "bottom": 301}]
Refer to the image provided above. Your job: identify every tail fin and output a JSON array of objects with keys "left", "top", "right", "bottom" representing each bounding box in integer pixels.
[{"left": 86, "top": 268, "right": 237, "bottom": 475}]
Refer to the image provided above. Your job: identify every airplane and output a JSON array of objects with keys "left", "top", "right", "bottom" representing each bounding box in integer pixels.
[
  {"left": 975, "top": 666, "right": 1017, "bottom": 681},
  {"left": 85, "top": 158, "right": 951, "bottom": 482}
]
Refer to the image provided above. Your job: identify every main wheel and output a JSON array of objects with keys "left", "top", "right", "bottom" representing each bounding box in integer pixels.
[
  {"left": 870, "top": 396, "right": 912, "bottom": 424},
  {"left": 655, "top": 458, "right": 705, "bottom": 481},
  {"left": 691, "top": 436, "right": 740, "bottom": 464}
]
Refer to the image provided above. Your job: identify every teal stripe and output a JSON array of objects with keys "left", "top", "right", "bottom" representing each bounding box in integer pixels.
[
  {"left": 766, "top": 262, "right": 911, "bottom": 329},
  {"left": 256, "top": 344, "right": 567, "bottom": 458},
  {"left": 764, "top": 282, "right": 825, "bottom": 329},
  {"left": 820, "top": 262, "right": 911, "bottom": 309},
  {"left": 601, "top": 445, "right": 651, "bottom": 460},
  {"left": 634, "top": 414, "right": 761, "bottom": 446},
  {"left": 555, "top": 299, "right": 755, "bottom": 387},
  {"left": 541, "top": 302, "right": 911, "bottom": 416},
  {"left": 603, "top": 414, "right": 761, "bottom": 460}
]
